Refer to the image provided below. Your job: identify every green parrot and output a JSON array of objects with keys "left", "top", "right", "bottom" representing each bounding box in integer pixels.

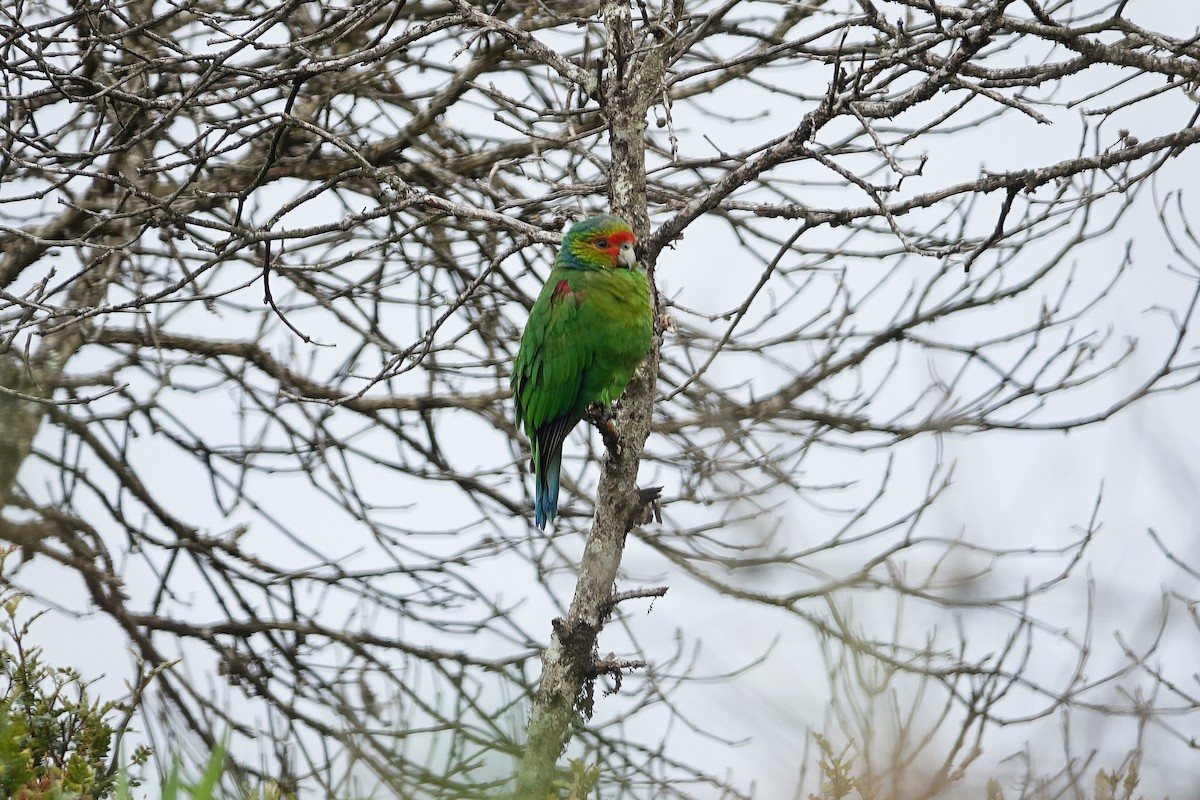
[{"left": 511, "top": 215, "right": 654, "bottom": 529}]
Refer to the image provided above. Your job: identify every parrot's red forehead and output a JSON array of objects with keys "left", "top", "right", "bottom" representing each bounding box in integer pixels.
[{"left": 586, "top": 228, "right": 635, "bottom": 248}]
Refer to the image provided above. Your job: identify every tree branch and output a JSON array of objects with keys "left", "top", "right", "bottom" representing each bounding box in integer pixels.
[{"left": 513, "top": 1, "right": 668, "bottom": 795}]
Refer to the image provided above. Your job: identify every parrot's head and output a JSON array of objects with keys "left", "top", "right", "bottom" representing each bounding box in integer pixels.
[{"left": 557, "top": 215, "right": 637, "bottom": 271}]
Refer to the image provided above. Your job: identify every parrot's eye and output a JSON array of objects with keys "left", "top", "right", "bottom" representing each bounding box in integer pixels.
[{"left": 594, "top": 239, "right": 609, "bottom": 248}]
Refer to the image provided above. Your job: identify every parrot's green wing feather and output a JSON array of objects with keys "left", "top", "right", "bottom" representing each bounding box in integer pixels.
[{"left": 512, "top": 273, "right": 588, "bottom": 439}]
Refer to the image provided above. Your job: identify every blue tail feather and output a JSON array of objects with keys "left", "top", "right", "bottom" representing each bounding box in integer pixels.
[
  {"left": 535, "top": 454, "right": 562, "bottom": 530},
  {"left": 532, "top": 414, "right": 575, "bottom": 529}
]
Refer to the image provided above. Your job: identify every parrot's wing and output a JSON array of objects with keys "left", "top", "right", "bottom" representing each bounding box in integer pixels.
[{"left": 512, "top": 277, "right": 590, "bottom": 440}]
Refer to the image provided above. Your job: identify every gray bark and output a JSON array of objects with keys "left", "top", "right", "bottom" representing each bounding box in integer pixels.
[{"left": 511, "top": 1, "right": 668, "bottom": 796}]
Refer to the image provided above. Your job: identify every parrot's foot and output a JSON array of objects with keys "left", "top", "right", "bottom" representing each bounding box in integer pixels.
[{"left": 586, "top": 403, "right": 622, "bottom": 455}]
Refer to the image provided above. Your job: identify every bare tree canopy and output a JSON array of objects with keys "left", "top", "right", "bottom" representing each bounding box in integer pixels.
[{"left": 2, "top": 0, "right": 1199, "bottom": 797}]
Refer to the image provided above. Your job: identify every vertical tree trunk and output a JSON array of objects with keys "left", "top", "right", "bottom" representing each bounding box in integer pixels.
[{"left": 512, "top": 2, "right": 667, "bottom": 796}]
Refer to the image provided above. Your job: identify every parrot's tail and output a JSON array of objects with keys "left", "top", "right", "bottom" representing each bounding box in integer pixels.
[
  {"left": 534, "top": 452, "right": 562, "bottom": 530},
  {"left": 533, "top": 416, "right": 575, "bottom": 529}
]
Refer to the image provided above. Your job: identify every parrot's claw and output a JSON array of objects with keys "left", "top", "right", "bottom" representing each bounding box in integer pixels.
[{"left": 586, "top": 403, "right": 622, "bottom": 455}]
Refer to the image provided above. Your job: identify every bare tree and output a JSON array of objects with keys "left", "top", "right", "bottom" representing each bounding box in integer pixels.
[{"left": 2, "top": 0, "right": 1199, "bottom": 797}]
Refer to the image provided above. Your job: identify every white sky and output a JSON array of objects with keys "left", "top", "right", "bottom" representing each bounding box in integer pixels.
[{"left": 4, "top": 2, "right": 1200, "bottom": 798}]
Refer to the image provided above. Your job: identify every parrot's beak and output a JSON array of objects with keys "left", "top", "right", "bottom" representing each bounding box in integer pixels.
[{"left": 617, "top": 242, "right": 636, "bottom": 269}]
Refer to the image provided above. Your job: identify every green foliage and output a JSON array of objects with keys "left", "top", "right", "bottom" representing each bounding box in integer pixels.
[
  {"left": 1094, "top": 763, "right": 1144, "bottom": 800},
  {"left": 980, "top": 762, "right": 1146, "bottom": 800},
  {"left": 547, "top": 758, "right": 600, "bottom": 800},
  {"left": 0, "top": 559, "right": 289, "bottom": 800},
  {"left": 808, "top": 733, "right": 1153, "bottom": 800},
  {"left": 0, "top": 590, "right": 125, "bottom": 799},
  {"left": 808, "top": 734, "right": 877, "bottom": 800},
  {"left": 0, "top": 548, "right": 1169, "bottom": 800},
  {"left": 110, "top": 741, "right": 291, "bottom": 800}
]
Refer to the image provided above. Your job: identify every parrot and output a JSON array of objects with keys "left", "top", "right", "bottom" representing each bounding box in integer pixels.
[{"left": 511, "top": 214, "right": 654, "bottom": 529}]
